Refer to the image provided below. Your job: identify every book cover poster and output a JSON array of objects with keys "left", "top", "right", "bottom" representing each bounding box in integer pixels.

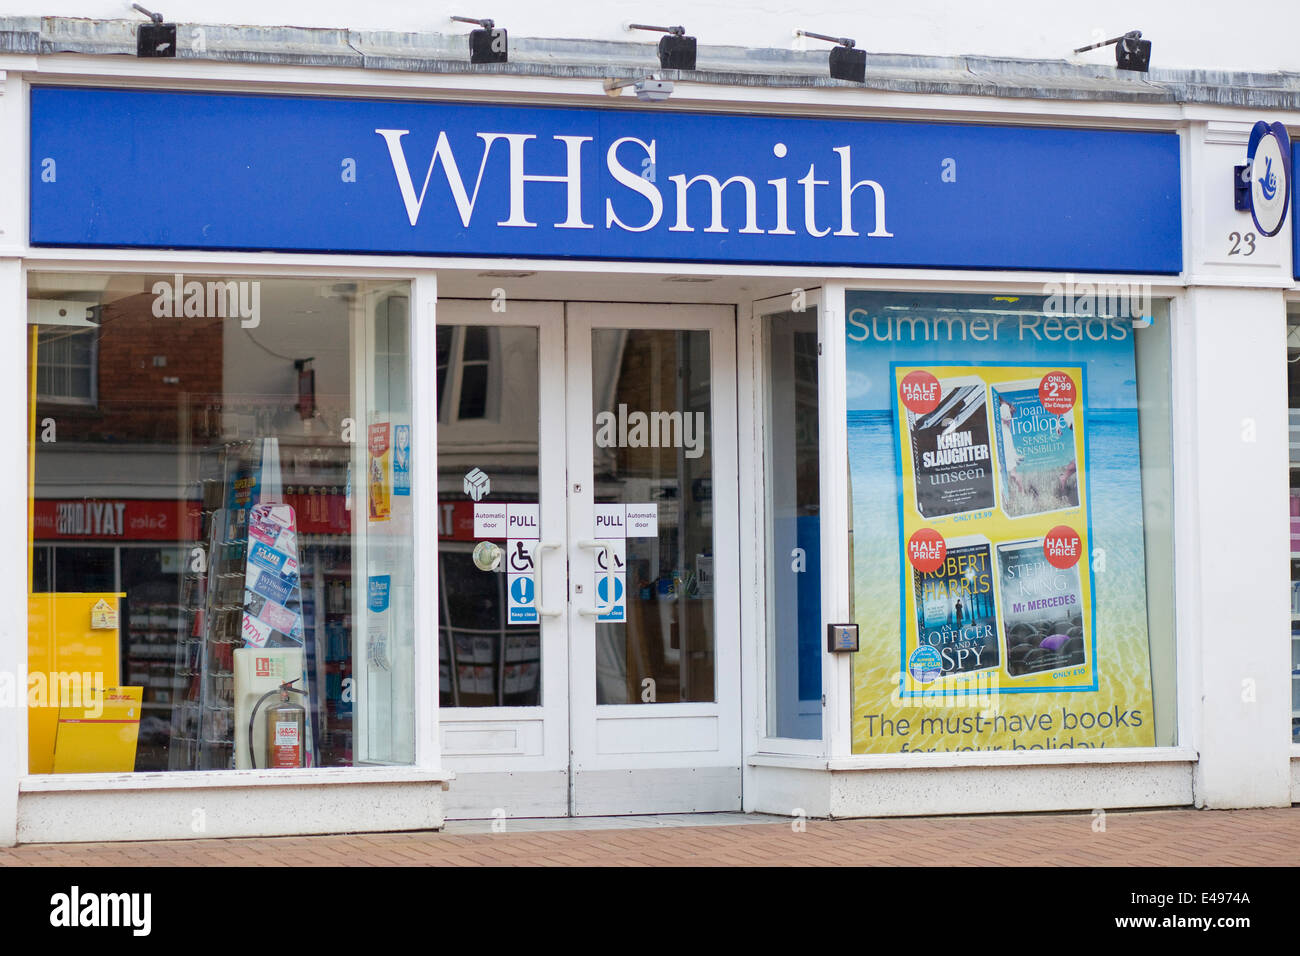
[
  {"left": 996, "top": 538, "right": 1089, "bottom": 680},
  {"left": 901, "top": 375, "right": 996, "bottom": 519},
  {"left": 910, "top": 539, "right": 999, "bottom": 680},
  {"left": 992, "top": 380, "right": 1081, "bottom": 518},
  {"left": 849, "top": 295, "right": 1158, "bottom": 754}
]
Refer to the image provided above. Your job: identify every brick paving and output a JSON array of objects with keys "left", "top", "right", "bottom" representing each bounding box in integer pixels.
[{"left": 0, "top": 807, "right": 1295, "bottom": 866}]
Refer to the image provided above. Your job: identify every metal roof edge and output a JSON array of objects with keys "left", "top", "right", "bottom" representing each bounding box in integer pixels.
[{"left": 2, "top": 16, "right": 1298, "bottom": 110}]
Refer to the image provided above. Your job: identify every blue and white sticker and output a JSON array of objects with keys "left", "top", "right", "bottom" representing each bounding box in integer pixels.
[
  {"left": 368, "top": 574, "right": 391, "bottom": 613},
  {"left": 393, "top": 424, "right": 411, "bottom": 496},
  {"left": 908, "top": 645, "right": 943, "bottom": 684},
  {"left": 508, "top": 573, "right": 538, "bottom": 625},
  {"left": 596, "top": 573, "right": 626, "bottom": 623}
]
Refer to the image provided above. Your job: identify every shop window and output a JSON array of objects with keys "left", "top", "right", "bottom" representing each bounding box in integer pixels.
[
  {"left": 1288, "top": 308, "right": 1300, "bottom": 743},
  {"left": 763, "top": 307, "right": 822, "bottom": 740},
  {"left": 844, "top": 291, "right": 1175, "bottom": 753},
  {"left": 26, "top": 274, "right": 416, "bottom": 774}
]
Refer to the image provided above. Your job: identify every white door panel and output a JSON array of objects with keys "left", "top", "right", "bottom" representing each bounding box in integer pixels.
[{"left": 437, "top": 300, "right": 740, "bottom": 817}]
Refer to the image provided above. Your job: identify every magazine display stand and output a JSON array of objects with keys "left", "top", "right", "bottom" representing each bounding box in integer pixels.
[{"left": 169, "top": 441, "right": 258, "bottom": 770}]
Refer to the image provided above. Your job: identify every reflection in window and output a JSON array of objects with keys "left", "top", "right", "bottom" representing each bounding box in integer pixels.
[
  {"left": 592, "top": 328, "right": 716, "bottom": 705},
  {"left": 437, "top": 325, "right": 495, "bottom": 423},
  {"left": 26, "top": 274, "right": 416, "bottom": 774},
  {"left": 36, "top": 327, "right": 98, "bottom": 405}
]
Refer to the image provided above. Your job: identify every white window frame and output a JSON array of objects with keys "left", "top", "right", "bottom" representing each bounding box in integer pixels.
[{"left": 9, "top": 257, "right": 446, "bottom": 800}]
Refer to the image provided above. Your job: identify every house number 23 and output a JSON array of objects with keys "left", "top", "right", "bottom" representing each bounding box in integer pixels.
[{"left": 1228, "top": 231, "right": 1256, "bottom": 256}]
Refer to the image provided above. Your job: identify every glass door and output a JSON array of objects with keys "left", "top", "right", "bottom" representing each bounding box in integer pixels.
[
  {"left": 565, "top": 304, "right": 741, "bottom": 815},
  {"left": 435, "top": 301, "right": 570, "bottom": 818},
  {"left": 437, "top": 300, "right": 741, "bottom": 818}
]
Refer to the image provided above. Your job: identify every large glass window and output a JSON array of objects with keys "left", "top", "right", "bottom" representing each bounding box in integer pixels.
[
  {"left": 1288, "top": 307, "right": 1300, "bottom": 744},
  {"left": 845, "top": 291, "right": 1175, "bottom": 753},
  {"left": 26, "top": 273, "right": 415, "bottom": 773},
  {"left": 763, "top": 307, "right": 822, "bottom": 740}
]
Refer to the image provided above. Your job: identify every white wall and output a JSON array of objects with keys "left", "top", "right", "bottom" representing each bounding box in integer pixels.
[{"left": 2, "top": 1, "right": 1296, "bottom": 73}]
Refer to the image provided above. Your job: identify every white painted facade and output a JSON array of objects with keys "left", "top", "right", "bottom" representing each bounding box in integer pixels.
[{"left": 0, "top": 5, "right": 1296, "bottom": 843}]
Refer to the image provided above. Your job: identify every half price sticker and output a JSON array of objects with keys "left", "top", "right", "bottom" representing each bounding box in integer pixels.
[
  {"left": 907, "top": 528, "right": 947, "bottom": 573},
  {"left": 1043, "top": 525, "right": 1083, "bottom": 569},
  {"left": 899, "top": 370, "right": 942, "bottom": 415},
  {"left": 1038, "top": 371, "right": 1077, "bottom": 415}
]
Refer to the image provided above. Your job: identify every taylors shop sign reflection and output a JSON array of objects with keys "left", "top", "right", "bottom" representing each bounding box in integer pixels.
[{"left": 30, "top": 88, "right": 1181, "bottom": 272}]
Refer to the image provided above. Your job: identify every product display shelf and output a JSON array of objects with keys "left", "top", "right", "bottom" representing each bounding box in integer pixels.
[
  {"left": 126, "top": 601, "right": 186, "bottom": 713},
  {"left": 168, "top": 441, "right": 258, "bottom": 771}
]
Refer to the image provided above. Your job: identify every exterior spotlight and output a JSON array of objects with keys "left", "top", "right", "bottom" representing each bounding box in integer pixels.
[
  {"left": 451, "top": 15, "right": 507, "bottom": 64},
  {"left": 604, "top": 77, "right": 674, "bottom": 102},
  {"left": 1073, "top": 30, "right": 1150, "bottom": 73},
  {"left": 626, "top": 23, "right": 696, "bottom": 71},
  {"left": 131, "top": 3, "right": 176, "bottom": 58},
  {"left": 796, "top": 30, "right": 866, "bottom": 82}
]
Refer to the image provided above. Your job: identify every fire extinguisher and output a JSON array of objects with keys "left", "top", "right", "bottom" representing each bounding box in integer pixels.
[{"left": 249, "top": 678, "right": 307, "bottom": 769}]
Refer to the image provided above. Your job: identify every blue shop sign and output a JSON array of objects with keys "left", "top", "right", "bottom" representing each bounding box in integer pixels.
[
  {"left": 30, "top": 87, "right": 1181, "bottom": 273},
  {"left": 1294, "top": 141, "right": 1300, "bottom": 279}
]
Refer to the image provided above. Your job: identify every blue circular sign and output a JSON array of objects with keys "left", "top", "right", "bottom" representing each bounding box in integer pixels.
[
  {"left": 1247, "top": 121, "right": 1292, "bottom": 238},
  {"left": 510, "top": 576, "right": 535, "bottom": 605},
  {"left": 908, "top": 645, "right": 943, "bottom": 683},
  {"left": 596, "top": 577, "right": 624, "bottom": 602}
]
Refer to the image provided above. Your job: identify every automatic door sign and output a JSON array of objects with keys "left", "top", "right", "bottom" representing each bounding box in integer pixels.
[
  {"left": 508, "top": 572, "right": 538, "bottom": 625},
  {"left": 625, "top": 503, "right": 658, "bottom": 537},
  {"left": 473, "top": 503, "right": 507, "bottom": 538},
  {"left": 596, "top": 573, "right": 626, "bottom": 623}
]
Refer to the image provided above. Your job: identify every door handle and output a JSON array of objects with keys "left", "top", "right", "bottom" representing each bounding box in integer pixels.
[
  {"left": 576, "top": 539, "right": 613, "bottom": 618},
  {"left": 532, "top": 541, "right": 561, "bottom": 618}
]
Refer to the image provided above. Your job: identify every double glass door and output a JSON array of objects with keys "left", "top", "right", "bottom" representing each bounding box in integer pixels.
[{"left": 436, "top": 301, "right": 740, "bottom": 817}]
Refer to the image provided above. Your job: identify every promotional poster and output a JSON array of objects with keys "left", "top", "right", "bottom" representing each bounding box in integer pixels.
[
  {"left": 368, "top": 422, "right": 392, "bottom": 522},
  {"left": 848, "top": 293, "right": 1156, "bottom": 753},
  {"left": 894, "top": 363, "right": 1096, "bottom": 697}
]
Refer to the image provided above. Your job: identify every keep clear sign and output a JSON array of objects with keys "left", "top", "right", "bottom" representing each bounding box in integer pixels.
[
  {"left": 507, "top": 504, "right": 540, "bottom": 625},
  {"left": 592, "top": 503, "right": 659, "bottom": 623}
]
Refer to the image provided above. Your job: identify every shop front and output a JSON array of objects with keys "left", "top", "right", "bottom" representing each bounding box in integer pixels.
[{"left": 2, "top": 24, "right": 1296, "bottom": 842}]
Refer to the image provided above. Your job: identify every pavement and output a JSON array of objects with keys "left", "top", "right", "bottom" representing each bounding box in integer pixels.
[{"left": 0, "top": 806, "right": 1296, "bottom": 866}]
